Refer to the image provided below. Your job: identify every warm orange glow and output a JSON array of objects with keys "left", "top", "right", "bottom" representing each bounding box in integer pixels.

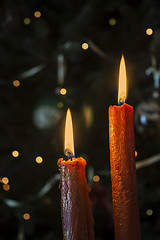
[
  {"left": 35, "top": 156, "right": 43, "bottom": 164},
  {"left": 13, "top": 80, "right": 20, "bottom": 87},
  {"left": 64, "top": 109, "right": 75, "bottom": 157},
  {"left": 82, "top": 42, "right": 89, "bottom": 50},
  {"left": 146, "top": 28, "right": 153, "bottom": 35},
  {"left": 93, "top": 175, "right": 100, "bottom": 182},
  {"left": 34, "top": 11, "right": 41, "bottom": 18},
  {"left": 2, "top": 177, "right": 9, "bottom": 184},
  {"left": 23, "top": 213, "right": 30, "bottom": 220},
  {"left": 3, "top": 184, "right": 10, "bottom": 191},
  {"left": 118, "top": 55, "right": 127, "bottom": 105},
  {"left": 12, "top": 150, "right": 19, "bottom": 157},
  {"left": 60, "top": 88, "right": 67, "bottom": 95},
  {"left": 135, "top": 151, "right": 138, "bottom": 157}
]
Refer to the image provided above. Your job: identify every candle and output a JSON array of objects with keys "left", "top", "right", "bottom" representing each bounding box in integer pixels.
[
  {"left": 58, "top": 109, "right": 94, "bottom": 240},
  {"left": 109, "top": 56, "right": 141, "bottom": 240}
]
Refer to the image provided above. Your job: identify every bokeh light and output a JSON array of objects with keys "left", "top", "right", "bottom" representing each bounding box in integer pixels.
[
  {"left": 60, "top": 88, "right": 67, "bottom": 95},
  {"left": 146, "top": 28, "right": 153, "bottom": 35},
  {"left": 3, "top": 184, "right": 10, "bottom": 191},
  {"left": 93, "top": 175, "right": 100, "bottom": 182},
  {"left": 2, "top": 177, "right": 9, "bottom": 184},
  {"left": 35, "top": 156, "right": 43, "bottom": 164},
  {"left": 82, "top": 43, "right": 89, "bottom": 50},
  {"left": 135, "top": 151, "right": 138, "bottom": 157},
  {"left": 57, "top": 101, "right": 64, "bottom": 109},
  {"left": 23, "top": 213, "right": 30, "bottom": 220},
  {"left": 13, "top": 80, "right": 20, "bottom": 87},
  {"left": 12, "top": 150, "right": 19, "bottom": 157},
  {"left": 109, "top": 18, "right": 117, "bottom": 26},
  {"left": 146, "top": 209, "right": 153, "bottom": 216},
  {"left": 24, "top": 18, "right": 31, "bottom": 25},
  {"left": 34, "top": 11, "right": 41, "bottom": 18}
]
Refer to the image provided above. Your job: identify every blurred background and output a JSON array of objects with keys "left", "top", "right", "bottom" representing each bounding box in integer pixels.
[{"left": 0, "top": 0, "right": 160, "bottom": 239}]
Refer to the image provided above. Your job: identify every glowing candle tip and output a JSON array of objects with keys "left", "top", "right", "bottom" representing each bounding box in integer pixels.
[
  {"left": 64, "top": 108, "right": 75, "bottom": 158},
  {"left": 118, "top": 55, "right": 127, "bottom": 105}
]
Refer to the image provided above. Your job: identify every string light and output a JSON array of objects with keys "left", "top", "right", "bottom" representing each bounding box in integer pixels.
[
  {"left": 57, "top": 101, "right": 64, "bottom": 109},
  {"left": 12, "top": 150, "right": 19, "bottom": 157},
  {"left": 2, "top": 177, "right": 9, "bottom": 184},
  {"left": 146, "top": 209, "right": 153, "bottom": 216},
  {"left": 23, "top": 213, "right": 30, "bottom": 220},
  {"left": 135, "top": 151, "right": 138, "bottom": 157},
  {"left": 93, "top": 175, "right": 100, "bottom": 182},
  {"left": 60, "top": 88, "right": 67, "bottom": 95},
  {"left": 34, "top": 11, "right": 41, "bottom": 18},
  {"left": 24, "top": 18, "right": 31, "bottom": 25},
  {"left": 3, "top": 184, "right": 10, "bottom": 191},
  {"left": 109, "top": 18, "right": 117, "bottom": 26},
  {"left": 82, "top": 43, "right": 89, "bottom": 50},
  {"left": 146, "top": 28, "right": 153, "bottom": 35},
  {"left": 35, "top": 156, "right": 43, "bottom": 164},
  {"left": 13, "top": 80, "right": 20, "bottom": 87}
]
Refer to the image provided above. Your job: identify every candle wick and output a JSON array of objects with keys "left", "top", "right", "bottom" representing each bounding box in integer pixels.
[
  {"left": 64, "top": 149, "right": 73, "bottom": 160},
  {"left": 118, "top": 97, "right": 126, "bottom": 106}
]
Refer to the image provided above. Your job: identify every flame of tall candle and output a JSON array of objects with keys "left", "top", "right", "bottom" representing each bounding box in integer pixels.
[
  {"left": 64, "top": 108, "right": 75, "bottom": 158},
  {"left": 118, "top": 55, "right": 127, "bottom": 105}
]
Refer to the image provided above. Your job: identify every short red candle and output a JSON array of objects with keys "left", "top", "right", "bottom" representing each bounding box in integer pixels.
[
  {"left": 58, "top": 157, "right": 94, "bottom": 240},
  {"left": 109, "top": 56, "right": 141, "bottom": 240},
  {"left": 58, "top": 109, "right": 94, "bottom": 240}
]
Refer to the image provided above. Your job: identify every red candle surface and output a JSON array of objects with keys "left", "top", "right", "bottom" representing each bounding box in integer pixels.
[
  {"left": 58, "top": 157, "right": 94, "bottom": 240},
  {"left": 58, "top": 109, "right": 94, "bottom": 240},
  {"left": 109, "top": 56, "right": 141, "bottom": 240}
]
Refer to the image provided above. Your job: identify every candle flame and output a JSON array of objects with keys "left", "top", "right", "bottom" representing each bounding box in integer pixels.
[
  {"left": 64, "top": 108, "right": 75, "bottom": 158},
  {"left": 118, "top": 55, "right": 127, "bottom": 105}
]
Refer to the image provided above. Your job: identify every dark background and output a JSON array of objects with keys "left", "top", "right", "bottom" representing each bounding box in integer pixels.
[{"left": 0, "top": 0, "right": 160, "bottom": 239}]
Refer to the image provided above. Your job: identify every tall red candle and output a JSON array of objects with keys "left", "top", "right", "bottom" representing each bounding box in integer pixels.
[
  {"left": 109, "top": 56, "right": 141, "bottom": 240},
  {"left": 58, "top": 109, "right": 94, "bottom": 240}
]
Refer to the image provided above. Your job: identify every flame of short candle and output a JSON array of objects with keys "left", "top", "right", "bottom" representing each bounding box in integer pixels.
[
  {"left": 118, "top": 55, "right": 127, "bottom": 105},
  {"left": 64, "top": 108, "right": 75, "bottom": 158}
]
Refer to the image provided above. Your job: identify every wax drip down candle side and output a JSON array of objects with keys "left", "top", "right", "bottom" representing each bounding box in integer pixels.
[
  {"left": 57, "top": 109, "right": 94, "bottom": 240},
  {"left": 109, "top": 56, "right": 141, "bottom": 240}
]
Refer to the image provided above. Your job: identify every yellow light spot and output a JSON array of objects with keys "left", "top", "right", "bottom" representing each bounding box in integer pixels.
[
  {"left": 60, "top": 88, "right": 67, "bottom": 95},
  {"left": 12, "top": 150, "right": 19, "bottom": 157},
  {"left": 34, "top": 11, "right": 41, "bottom": 18},
  {"left": 109, "top": 18, "right": 117, "bottom": 26},
  {"left": 146, "top": 209, "right": 153, "bottom": 216},
  {"left": 146, "top": 28, "right": 153, "bottom": 36},
  {"left": 13, "top": 80, "right": 20, "bottom": 87},
  {"left": 135, "top": 151, "right": 138, "bottom": 157},
  {"left": 93, "top": 175, "right": 100, "bottom": 182},
  {"left": 57, "top": 101, "right": 64, "bottom": 109},
  {"left": 24, "top": 18, "right": 31, "bottom": 25},
  {"left": 82, "top": 43, "right": 89, "bottom": 50},
  {"left": 2, "top": 177, "right": 9, "bottom": 184},
  {"left": 35, "top": 156, "right": 43, "bottom": 164},
  {"left": 3, "top": 184, "right": 10, "bottom": 191},
  {"left": 23, "top": 213, "right": 30, "bottom": 220}
]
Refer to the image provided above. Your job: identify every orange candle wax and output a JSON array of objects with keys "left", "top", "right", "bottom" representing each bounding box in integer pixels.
[
  {"left": 58, "top": 157, "right": 94, "bottom": 240},
  {"left": 109, "top": 56, "right": 141, "bottom": 240},
  {"left": 58, "top": 109, "right": 94, "bottom": 240}
]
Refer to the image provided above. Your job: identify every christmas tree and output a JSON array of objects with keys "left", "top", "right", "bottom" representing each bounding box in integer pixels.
[{"left": 0, "top": 0, "right": 160, "bottom": 239}]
